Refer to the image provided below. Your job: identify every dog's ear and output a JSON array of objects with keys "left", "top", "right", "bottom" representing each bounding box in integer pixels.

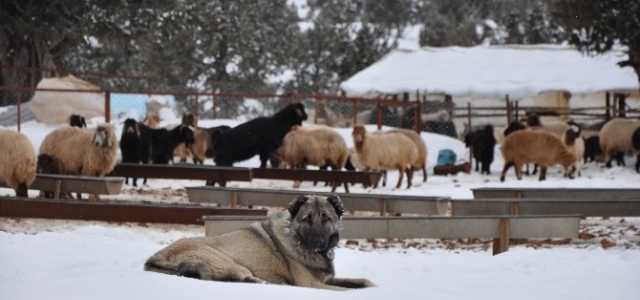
[
  {"left": 288, "top": 195, "right": 308, "bottom": 218},
  {"left": 327, "top": 195, "right": 345, "bottom": 218}
]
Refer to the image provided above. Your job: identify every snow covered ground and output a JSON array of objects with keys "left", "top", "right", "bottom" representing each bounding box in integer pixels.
[{"left": 1, "top": 113, "right": 640, "bottom": 299}]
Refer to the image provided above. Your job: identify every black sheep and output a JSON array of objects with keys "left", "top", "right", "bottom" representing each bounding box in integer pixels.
[
  {"left": 213, "top": 103, "right": 308, "bottom": 168},
  {"left": 120, "top": 118, "right": 153, "bottom": 186},
  {"left": 150, "top": 125, "right": 195, "bottom": 164},
  {"left": 632, "top": 127, "right": 640, "bottom": 172},
  {"left": 583, "top": 136, "right": 603, "bottom": 164},
  {"left": 68, "top": 114, "right": 87, "bottom": 128},
  {"left": 464, "top": 124, "right": 496, "bottom": 175}
]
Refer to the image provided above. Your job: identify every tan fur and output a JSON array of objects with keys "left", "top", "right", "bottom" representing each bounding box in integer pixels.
[
  {"left": 599, "top": 118, "right": 640, "bottom": 166},
  {"left": 144, "top": 195, "right": 375, "bottom": 291},
  {"left": 275, "top": 125, "right": 348, "bottom": 170},
  {"left": 500, "top": 130, "right": 577, "bottom": 181},
  {"left": 352, "top": 125, "right": 418, "bottom": 189},
  {"left": 0, "top": 129, "right": 37, "bottom": 196},
  {"left": 385, "top": 129, "right": 428, "bottom": 182},
  {"left": 39, "top": 124, "right": 119, "bottom": 177},
  {"left": 142, "top": 112, "right": 161, "bottom": 129},
  {"left": 562, "top": 128, "right": 585, "bottom": 176}
]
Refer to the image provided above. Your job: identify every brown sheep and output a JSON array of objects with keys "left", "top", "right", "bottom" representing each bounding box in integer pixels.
[
  {"left": 36, "top": 153, "right": 68, "bottom": 198},
  {"left": 352, "top": 125, "right": 418, "bottom": 189},
  {"left": 272, "top": 125, "right": 348, "bottom": 188},
  {"left": 0, "top": 129, "right": 37, "bottom": 197},
  {"left": 142, "top": 112, "right": 161, "bottom": 129},
  {"left": 500, "top": 130, "right": 577, "bottom": 182},
  {"left": 377, "top": 128, "right": 428, "bottom": 182}
]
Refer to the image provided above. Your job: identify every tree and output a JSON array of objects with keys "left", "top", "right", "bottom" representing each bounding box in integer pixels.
[{"left": 552, "top": 0, "right": 640, "bottom": 84}]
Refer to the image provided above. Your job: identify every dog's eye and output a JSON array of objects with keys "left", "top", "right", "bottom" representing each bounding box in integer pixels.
[
  {"left": 321, "top": 213, "right": 330, "bottom": 223},
  {"left": 302, "top": 215, "right": 313, "bottom": 224}
]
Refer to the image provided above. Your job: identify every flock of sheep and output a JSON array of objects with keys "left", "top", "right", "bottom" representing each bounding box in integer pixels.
[
  {"left": 2, "top": 102, "right": 640, "bottom": 199},
  {"left": 464, "top": 114, "right": 640, "bottom": 182}
]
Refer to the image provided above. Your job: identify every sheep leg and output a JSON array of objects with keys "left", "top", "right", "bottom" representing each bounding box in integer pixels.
[
  {"left": 538, "top": 166, "right": 547, "bottom": 181},
  {"left": 15, "top": 184, "right": 28, "bottom": 198},
  {"left": 422, "top": 164, "right": 427, "bottom": 182},
  {"left": 405, "top": 167, "right": 413, "bottom": 189},
  {"left": 500, "top": 162, "right": 513, "bottom": 182},
  {"left": 636, "top": 153, "right": 640, "bottom": 173},
  {"left": 395, "top": 167, "right": 404, "bottom": 189}
]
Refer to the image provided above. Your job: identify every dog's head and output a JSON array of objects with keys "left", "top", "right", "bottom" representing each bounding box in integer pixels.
[{"left": 288, "top": 195, "right": 344, "bottom": 253}]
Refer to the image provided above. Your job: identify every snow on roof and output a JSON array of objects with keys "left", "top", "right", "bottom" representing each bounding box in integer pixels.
[{"left": 340, "top": 44, "right": 639, "bottom": 100}]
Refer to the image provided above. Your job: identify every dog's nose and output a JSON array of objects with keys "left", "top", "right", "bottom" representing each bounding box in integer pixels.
[{"left": 311, "top": 237, "right": 325, "bottom": 249}]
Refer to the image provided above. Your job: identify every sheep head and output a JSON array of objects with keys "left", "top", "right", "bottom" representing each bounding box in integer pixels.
[
  {"left": 564, "top": 163, "right": 577, "bottom": 179},
  {"left": 352, "top": 125, "right": 367, "bottom": 150},
  {"left": 93, "top": 124, "right": 116, "bottom": 149}
]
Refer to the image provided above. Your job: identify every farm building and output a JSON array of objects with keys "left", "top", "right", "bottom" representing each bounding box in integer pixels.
[{"left": 340, "top": 45, "right": 640, "bottom": 131}]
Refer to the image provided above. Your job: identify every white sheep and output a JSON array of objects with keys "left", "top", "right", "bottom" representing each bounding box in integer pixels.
[
  {"left": 561, "top": 123, "right": 585, "bottom": 176},
  {"left": 378, "top": 128, "right": 428, "bottom": 182},
  {"left": 272, "top": 125, "right": 348, "bottom": 188},
  {"left": 598, "top": 118, "right": 640, "bottom": 168},
  {"left": 39, "top": 124, "right": 119, "bottom": 199},
  {"left": 351, "top": 125, "right": 418, "bottom": 189},
  {"left": 500, "top": 129, "right": 577, "bottom": 182},
  {"left": 0, "top": 129, "right": 37, "bottom": 197}
]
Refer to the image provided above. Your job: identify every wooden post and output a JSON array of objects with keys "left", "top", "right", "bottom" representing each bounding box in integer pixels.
[
  {"left": 231, "top": 191, "right": 238, "bottom": 207},
  {"left": 353, "top": 100, "right": 358, "bottom": 126},
  {"left": 493, "top": 218, "right": 511, "bottom": 255},
  {"left": 379, "top": 199, "right": 387, "bottom": 216},
  {"left": 376, "top": 102, "right": 382, "bottom": 130},
  {"left": 505, "top": 95, "right": 512, "bottom": 124},
  {"left": 605, "top": 92, "right": 611, "bottom": 121},
  {"left": 467, "top": 102, "right": 472, "bottom": 163},
  {"left": 194, "top": 95, "right": 199, "bottom": 120},
  {"left": 212, "top": 93, "right": 217, "bottom": 119},
  {"left": 618, "top": 93, "right": 627, "bottom": 118},
  {"left": 415, "top": 100, "right": 421, "bottom": 133},
  {"left": 105, "top": 91, "right": 111, "bottom": 123},
  {"left": 514, "top": 101, "right": 519, "bottom": 121}
]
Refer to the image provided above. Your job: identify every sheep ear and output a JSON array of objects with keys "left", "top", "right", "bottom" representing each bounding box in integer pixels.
[
  {"left": 135, "top": 124, "right": 140, "bottom": 137},
  {"left": 288, "top": 195, "right": 308, "bottom": 218}
]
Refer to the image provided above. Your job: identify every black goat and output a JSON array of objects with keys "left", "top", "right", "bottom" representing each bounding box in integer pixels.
[
  {"left": 68, "top": 114, "right": 87, "bottom": 128},
  {"left": 213, "top": 103, "right": 307, "bottom": 168},
  {"left": 583, "top": 136, "right": 603, "bottom": 164},
  {"left": 120, "top": 119, "right": 153, "bottom": 186},
  {"left": 464, "top": 124, "right": 496, "bottom": 175}
]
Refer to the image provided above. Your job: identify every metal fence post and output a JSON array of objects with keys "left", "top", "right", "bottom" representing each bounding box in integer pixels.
[{"left": 105, "top": 91, "right": 111, "bottom": 123}]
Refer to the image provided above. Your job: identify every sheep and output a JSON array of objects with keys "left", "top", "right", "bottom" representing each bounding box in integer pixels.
[
  {"left": 598, "top": 118, "right": 640, "bottom": 168},
  {"left": 351, "top": 125, "right": 418, "bottom": 189},
  {"left": 271, "top": 125, "right": 348, "bottom": 188},
  {"left": 526, "top": 114, "right": 570, "bottom": 137},
  {"left": 561, "top": 122, "right": 585, "bottom": 176},
  {"left": 39, "top": 124, "right": 119, "bottom": 178},
  {"left": 120, "top": 118, "right": 153, "bottom": 186},
  {"left": 500, "top": 130, "right": 577, "bottom": 182},
  {"left": 633, "top": 127, "right": 640, "bottom": 172},
  {"left": 39, "top": 125, "right": 119, "bottom": 199},
  {"left": 68, "top": 114, "right": 87, "bottom": 128},
  {"left": 149, "top": 124, "right": 196, "bottom": 164},
  {"left": 0, "top": 129, "right": 37, "bottom": 197},
  {"left": 176, "top": 125, "right": 232, "bottom": 164},
  {"left": 382, "top": 128, "right": 428, "bottom": 182},
  {"left": 463, "top": 124, "right": 496, "bottom": 175},
  {"left": 213, "top": 103, "right": 308, "bottom": 168}
]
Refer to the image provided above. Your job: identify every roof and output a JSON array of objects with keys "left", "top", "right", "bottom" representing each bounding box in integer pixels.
[{"left": 340, "top": 44, "right": 639, "bottom": 100}]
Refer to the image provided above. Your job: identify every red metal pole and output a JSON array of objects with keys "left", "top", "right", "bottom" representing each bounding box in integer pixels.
[
  {"left": 16, "top": 91, "right": 21, "bottom": 132},
  {"left": 105, "top": 91, "right": 111, "bottom": 123}
]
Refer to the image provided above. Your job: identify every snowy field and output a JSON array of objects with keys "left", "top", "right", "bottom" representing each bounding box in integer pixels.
[{"left": 1, "top": 112, "right": 640, "bottom": 299}]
